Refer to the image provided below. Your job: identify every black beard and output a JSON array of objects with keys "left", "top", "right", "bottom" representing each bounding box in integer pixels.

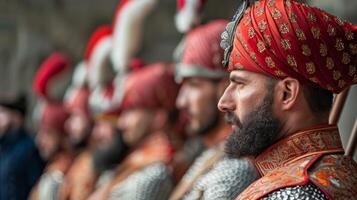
[
  {"left": 196, "top": 108, "right": 220, "bottom": 136},
  {"left": 224, "top": 92, "right": 280, "bottom": 158},
  {"left": 92, "top": 130, "right": 129, "bottom": 174}
]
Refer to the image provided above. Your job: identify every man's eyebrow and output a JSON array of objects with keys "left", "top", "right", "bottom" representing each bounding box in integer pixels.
[{"left": 229, "top": 74, "right": 247, "bottom": 83}]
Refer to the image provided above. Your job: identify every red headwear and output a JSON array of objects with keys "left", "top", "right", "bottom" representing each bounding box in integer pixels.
[
  {"left": 121, "top": 63, "right": 179, "bottom": 111},
  {"left": 222, "top": 0, "right": 357, "bottom": 93},
  {"left": 176, "top": 20, "right": 229, "bottom": 82},
  {"left": 33, "top": 52, "right": 71, "bottom": 134}
]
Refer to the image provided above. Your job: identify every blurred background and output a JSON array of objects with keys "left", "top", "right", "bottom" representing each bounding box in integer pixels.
[{"left": 0, "top": 0, "right": 356, "bottom": 158}]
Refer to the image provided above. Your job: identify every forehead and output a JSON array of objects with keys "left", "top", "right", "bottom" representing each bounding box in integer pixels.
[{"left": 229, "top": 70, "right": 269, "bottom": 83}]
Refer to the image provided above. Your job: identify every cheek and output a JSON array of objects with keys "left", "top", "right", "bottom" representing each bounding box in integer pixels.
[{"left": 235, "top": 86, "right": 265, "bottom": 120}]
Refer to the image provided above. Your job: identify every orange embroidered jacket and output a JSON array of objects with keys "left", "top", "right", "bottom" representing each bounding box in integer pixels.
[{"left": 236, "top": 125, "right": 357, "bottom": 200}]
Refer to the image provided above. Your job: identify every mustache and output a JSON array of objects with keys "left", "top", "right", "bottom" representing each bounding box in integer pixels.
[{"left": 224, "top": 112, "right": 243, "bottom": 128}]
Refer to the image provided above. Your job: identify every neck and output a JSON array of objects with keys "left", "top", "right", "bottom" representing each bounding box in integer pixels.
[
  {"left": 203, "top": 118, "right": 230, "bottom": 147},
  {"left": 278, "top": 112, "right": 329, "bottom": 140}
]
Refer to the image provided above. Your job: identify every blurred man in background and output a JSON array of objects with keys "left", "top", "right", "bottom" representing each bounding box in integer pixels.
[
  {"left": 0, "top": 94, "right": 44, "bottom": 200},
  {"left": 170, "top": 20, "right": 259, "bottom": 200}
]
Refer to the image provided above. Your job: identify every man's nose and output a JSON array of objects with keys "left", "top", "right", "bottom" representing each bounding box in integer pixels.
[
  {"left": 176, "top": 87, "right": 188, "bottom": 110},
  {"left": 217, "top": 86, "right": 236, "bottom": 112}
]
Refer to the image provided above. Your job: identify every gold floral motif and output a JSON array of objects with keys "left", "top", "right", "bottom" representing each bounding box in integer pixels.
[
  {"left": 242, "top": 41, "right": 249, "bottom": 51},
  {"left": 275, "top": 70, "right": 286, "bottom": 77},
  {"left": 279, "top": 23, "right": 290, "bottom": 34},
  {"left": 335, "top": 38, "right": 344, "bottom": 51},
  {"left": 243, "top": 16, "right": 251, "bottom": 26},
  {"left": 285, "top": 0, "right": 292, "bottom": 7},
  {"left": 244, "top": 7, "right": 251, "bottom": 15},
  {"left": 250, "top": 52, "right": 257, "bottom": 61},
  {"left": 320, "top": 44, "right": 328, "bottom": 57},
  {"left": 272, "top": 8, "right": 282, "bottom": 19},
  {"left": 264, "top": 35, "right": 271, "bottom": 47},
  {"left": 265, "top": 56, "right": 275, "bottom": 68},
  {"left": 256, "top": 7, "right": 264, "bottom": 17},
  {"left": 268, "top": 0, "right": 276, "bottom": 7},
  {"left": 306, "top": 62, "right": 316, "bottom": 74},
  {"left": 302, "top": 44, "right": 311, "bottom": 56},
  {"left": 327, "top": 24, "right": 336, "bottom": 36},
  {"left": 323, "top": 14, "right": 331, "bottom": 22},
  {"left": 257, "top": 40, "right": 266, "bottom": 53},
  {"left": 307, "top": 13, "right": 317, "bottom": 22},
  {"left": 349, "top": 65, "right": 356, "bottom": 76},
  {"left": 295, "top": 29, "right": 306, "bottom": 41},
  {"left": 349, "top": 44, "right": 357, "bottom": 55},
  {"left": 287, "top": 55, "right": 297, "bottom": 68},
  {"left": 311, "top": 27, "right": 321, "bottom": 39},
  {"left": 289, "top": 12, "right": 297, "bottom": 23},
  {"left": 342, "top": 52, "right": 351, "bottom": 65},
  {"left": 258, "top": 20, "right": 267, "bottom": 32},
  {"left": 335, "top": 17, "right": 345, "bottom": 26},
  {"left": 234, "top": 62, "right": 244, "bottom": 70},
  {"left": 281, "top": 39, "right": 292, "bottom": 50},
  {"left": 345, "top": 30, "right": 354, "bottom": 41},
  {"left": 333, "top": 70, "right": 341, "bottom": 80},
  {"left": 234, "top": 53, "right": 241, "bottom": 58},
  {"left": 338, "top": 80, "right": 346, "bottom": 88},
  {"left": 248, "top": 27, "right": 256, "bottom": 38},
  {"left": 326, "top": 57, "right": 334, "bottom": 70}
]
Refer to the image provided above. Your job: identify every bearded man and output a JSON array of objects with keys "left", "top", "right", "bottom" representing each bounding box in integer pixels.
[{"left": 218, "top": 0, "right": 357, "bottom": 199}]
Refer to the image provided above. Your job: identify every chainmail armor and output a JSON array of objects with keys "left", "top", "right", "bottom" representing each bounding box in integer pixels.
[
  {"left": 182, "top": 156, "right": 260, "bottom": 200},
  {"left": 261, "top": 182, "right": 328, "bottom": 200},
  {"left": 108, "top": 162, "right": 173, "bottom": 200},
  {"left": 38, "top": 170, "right": 64, "bottom": 200}
]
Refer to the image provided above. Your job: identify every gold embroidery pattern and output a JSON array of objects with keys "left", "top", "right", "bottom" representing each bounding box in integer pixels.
[
  {"left": 258, "top": 20, "right": 267, "bottom": 32},
  {"left": 326, "top": 57, "right": 334, "bottom": 70},
  {"left": 320, "top": 43, "right": 328, "bottom": 57},
  {"left": 342, "top": 52, "right": 351, "bottom": 65},
  {"left": 307, "top": 13, "right": 317, "bottom": 22},
  {"left": 296, "top": 29, "right": 306, "bottom": 41},
  {"left": 248, "top": 27, "right": 256, "bottom": 38},
  {"left": 287, "top": 55, "right": 297, "bottom": 68},
  {"left": 279, "top": 23, "right": 290, "bottom": 34},
  {"left": 327, "top": 24, "right": 336, "bottom": 36},
  {"left": 255, "top": 126, "right": 343, "bottom": 176},
  {"left": 306, "top": 62, "right": 316, "bottom": 74},
  {"left": 250, "top": 52, "right": 257, "bottom": 61},
  {"left": 243, "top": 16, "right": 251, "bottom": 26},
  {"left": 333, "top": 70, "right": 341, "bottom": 80},
  {"left": 264, "top": 35, "right": 271, "bottom": 47},
  {"left": 281, "top": 39, "right": 292, "bottom": 50},
  {"left": 338, "top": 80, "right": 346, "bottom": 88},
  {"left": 272, "top": 8, "right": 282, "bottom": 19},
  {"left": 234, "top": 62, "right": 244, "bottom": 70},
  {"left": 302, "top": 44, "right": 311, "bottom": 56},
  {"left": 289, "top": 12, "right": 297, "bottom": 23},
  {"left": 335, "top": 17, "right": 345, "bottom": 26},
  {"left": 265, "top": 56, "right": 275, "bottom": 68},
  {"left": 256, "top": 7, "right": 264, "bottom": 17},
  {"left": 335, "top": 38, "right": 344, "bottom": 51},
  {"left": 345, "top": 30, "right": 354, "bottom": 41},
  {"left": 257, "top": 40, "right": 266, "bottom": 53},
  {"left": 311, "top": 27, "right": 321, "bottom": 39},
  {"left": 268, "top": 0, "right": 276, "bottom": 7},
  {"left": 349, "top": 65, "right": 356, "bottom": 76}
]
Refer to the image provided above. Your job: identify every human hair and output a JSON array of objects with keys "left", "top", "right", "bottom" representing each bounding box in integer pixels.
[{"left": 302, "top": 85, "right": 333, "bottom": 116}]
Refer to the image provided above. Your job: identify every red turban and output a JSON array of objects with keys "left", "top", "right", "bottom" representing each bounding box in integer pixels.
[
  {"left": 121, "top": 63, "right": 179, "bottom": 111},
  {"left": 176, "top": 20, "right": 228, "bottom": 82},
  {"left": 223, "top": 0, "right": 357, "bottom": 93}
]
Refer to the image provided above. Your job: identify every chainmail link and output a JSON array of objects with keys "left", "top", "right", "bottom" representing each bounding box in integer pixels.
[
  {"left": 261, "top": 182, "right": 328, "bottom": 200},
  {"left": 183, "top": 156, "right": 260, "bottom": 200},
  {"left": 108, "top": 162, "right": 173, "bottom": 200}
]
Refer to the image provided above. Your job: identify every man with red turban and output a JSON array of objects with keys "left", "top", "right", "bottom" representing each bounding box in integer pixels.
[
  {"left": 30, "top": 52, "right": 75, "bottom": 200},
  {"left": 87, "top": 63, "right": 180, "bottom": 200},
  {"left": 218, "top": 0, "right": 357, "bottom": 199}
]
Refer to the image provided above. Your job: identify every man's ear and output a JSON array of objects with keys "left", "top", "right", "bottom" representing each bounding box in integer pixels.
[
  {"left": 216, "top": 79, "right": 229, "bottom": 98},
  {"left": 275, "top": 77, "right": 301, "bottom": 111}
]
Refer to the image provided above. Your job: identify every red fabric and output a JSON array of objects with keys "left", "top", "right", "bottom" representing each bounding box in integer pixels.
[
  {"left": 65, "top": 86, "right": 91, "bottom": 117},
  {"left": 121, "top": 63, "right": 179, "bottom": 111},
  {"left": 33, "top": 52, "right": 70, "bottom": 101},
  {"left": 229, "top": 0, "right": 357, "bottom": 93},
  {"left": 182, "top": 20, "right": 228, "bottom": 71},
  {"left": 84, "top": 25, "right": 112, "bottom": 61},
  {"left": 40, "top": 102, "right": 69, "bottom": 134}
]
